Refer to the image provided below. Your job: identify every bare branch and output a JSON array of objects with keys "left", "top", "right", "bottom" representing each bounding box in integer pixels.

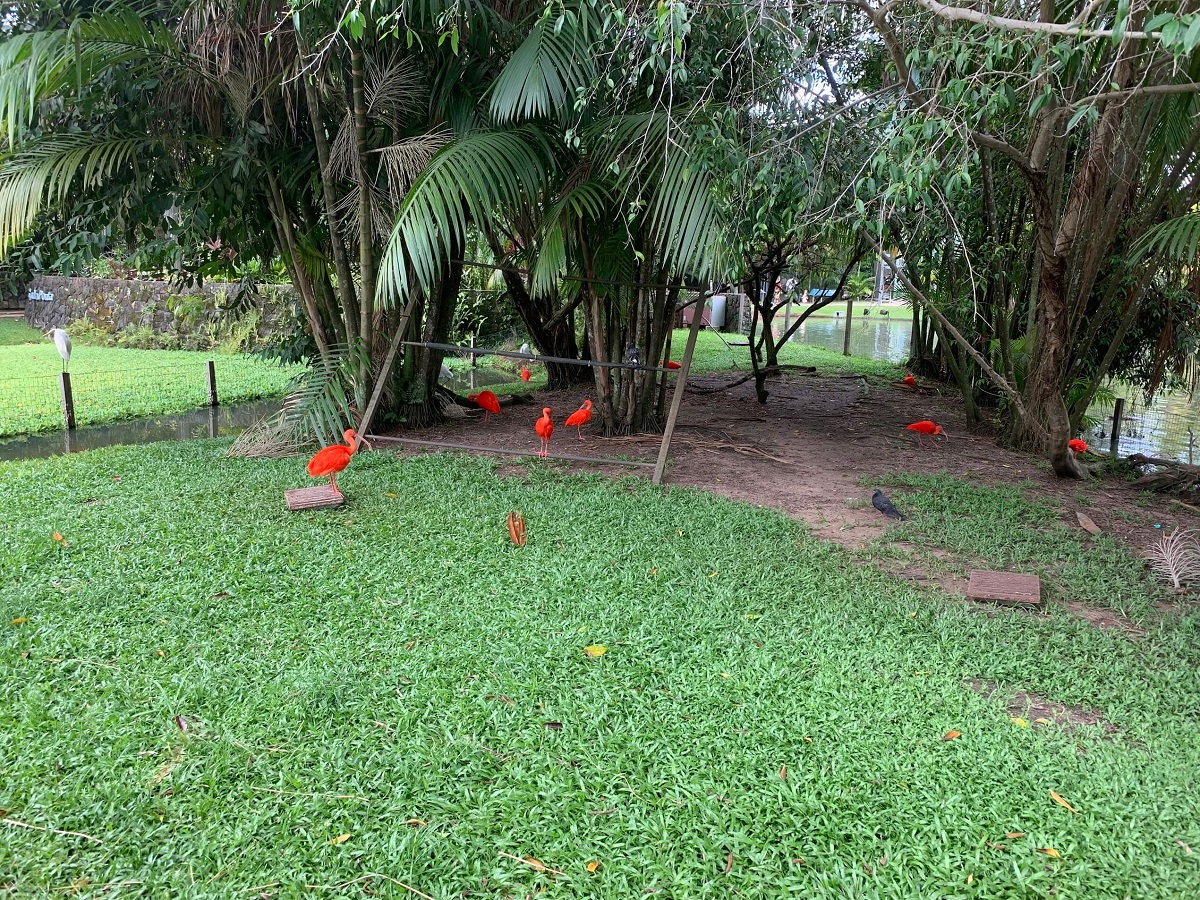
[{"left": 911, "top": 0, "right": 1160, "bottom": 40}]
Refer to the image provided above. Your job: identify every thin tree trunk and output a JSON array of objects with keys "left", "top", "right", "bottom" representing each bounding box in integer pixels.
[{"left": 350, "top": 38, "right": 375, "bottom": 359}]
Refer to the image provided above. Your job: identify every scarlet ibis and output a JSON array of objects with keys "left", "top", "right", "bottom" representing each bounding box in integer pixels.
[
  {"left": 903, "top": 372, "right": 916, "bottom": 388},
  {"left": 521, "top": 366, "right": 531, "bottom": 382},
  {"left": 468, "top": 390, "right": 501, "bottom": 422},
  {"left": 665, "top": 360, "right": 682, "bottom": 370},
  {"left": 535, "top": 407, "right": 554, "bottom": 457},
  {"left": 906, "top": 420, "right": 947, "bottom": 449},
  {"left": 564, "top": 400, "right": 593, "bottom": 440},
  {"left": 1067, "top": 438, "right": 1089, "bottom": 457},
  {"left": 872, "top": 489, "right": 904, "bottom": 520},
  {"left": 306, "top": 428, "right": 367, "bottom": 494}
]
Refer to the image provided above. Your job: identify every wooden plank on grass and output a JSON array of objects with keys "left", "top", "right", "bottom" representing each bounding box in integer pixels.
[
  {"left": 967, "top": 570, "right": 1042, "bottom": 606},
  {"left": 285, "top": 486, "right": 345, "bottom": 511}
]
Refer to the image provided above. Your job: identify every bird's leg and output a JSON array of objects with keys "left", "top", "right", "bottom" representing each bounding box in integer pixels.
[
  {"left": 329, "top": 472, "right": 338, "bottom": 494},
  {"left": 576, "top": 427, "right": 583, "bottom": 441}
]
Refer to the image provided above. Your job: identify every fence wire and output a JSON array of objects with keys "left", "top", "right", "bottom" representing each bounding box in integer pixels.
[
  {"left": 1086, "top": 389, "right": 1200, "bottom": 464},
  {"left": 0, "top": 359, "right": 298, "bottom": 438}
]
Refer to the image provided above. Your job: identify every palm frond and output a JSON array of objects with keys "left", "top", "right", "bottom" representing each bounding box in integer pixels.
[
  {"left": 1136, "top": 213, "right": 1200, "bottom": 263},
  {"left": 489, "top": 10, "right": 596, "bottom": 123},
  {"left": 376, "top": 127, "right": 554, "bottom": 305},
  {"left": 0, "top": 133, "right": 159, "bottom": 254}
]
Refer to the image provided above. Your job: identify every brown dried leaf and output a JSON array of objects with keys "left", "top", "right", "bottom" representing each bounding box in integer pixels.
[
  {"left": 1049, "top": 790, "right": 1079, "bottom": 814},
  {"left": 328, "top": 833, "right": 351, "bottom": 845},
  {"left": 174, "top": 715, "right": 188, "bottom": 733},
  {"left": 155, "top": 649, "right": 166, "bottom": 658},
  {"left": 791, "top": 858, "right": 805, "bottom": 865},
  {"left": 1177, "top": 840, "right": 1193, "bottom": 854},
  {"left": 985, "top": 842, "right": 1007, "bottom": 851},
  {"left": 779, "top": 765, "right": 787, "bottom": 781},
  {"left": 723, "top": 852, "right": 733, "bottom": 874},
  {"left": 942, "top": 729, "right": 962, "bottom": 741},
  {"left": 1076, "top": 512, "right": 1101, "bottom": 535},
  {"left": 586, "top": 861, "right": 601, "bottom": 873},
  {"left": 486, "top": 694, "right": 514, "bottom": 705},
  {"left": 403, "top": 818, "right": 426, "bottom": 827},
  {"left": 1005, "top": 832, "right": 1026, "bottom": 840},
  {"left": 506, "top": 512, "right": 527, "bottom": 547},
  {"left": 1037, "top": 847, "right": 1061, "bottom": 858},
  {"left": 211, "top": 591, "right": 230, "bottom": 600},
  {"left": 10, "top": 617, "right": 26, "bottom": 626},
  {"left": 543, "top": 721, "right": 563, "bottom": 730}
]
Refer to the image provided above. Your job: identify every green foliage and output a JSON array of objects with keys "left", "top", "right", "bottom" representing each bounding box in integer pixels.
[{"left": 0, "top": 445, "right": 1197, "bottom": 895}]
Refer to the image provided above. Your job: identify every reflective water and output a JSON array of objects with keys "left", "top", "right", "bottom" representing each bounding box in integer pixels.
[
  {"left": 0, "top": 400, "right": 281, "bottom": 462},
  {"left": 785, "top": 315, "right": 913, "bottom": 363},
  {"left": 1084, "top": 386, "right": 1200, "bottom": 464}
]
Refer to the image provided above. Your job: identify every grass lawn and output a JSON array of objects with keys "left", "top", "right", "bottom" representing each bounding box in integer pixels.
[
  {"left": 2, "top": 443, "right": 1197, "bottom": 897},
  {"left": 0, "top": 338, "right": 301, "bottom": 437},
  {"left": 0, "top": 319, "right": 44, "bottom": 345}
]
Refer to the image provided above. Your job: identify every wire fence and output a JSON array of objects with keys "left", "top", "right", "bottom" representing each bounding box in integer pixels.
[
  {"left": 1085, "top": 389, "right": 1200, "bottom": 464},
  {"left": 0, "top": 357, "right": 300, "bottom": 438}
]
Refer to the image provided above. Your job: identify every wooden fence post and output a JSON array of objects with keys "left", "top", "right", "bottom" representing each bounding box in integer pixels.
[
  {"left": 60, "top": 371, "right": 76, "bottom": 430},
  {"left": 207, "top": 360, "right": 218, "bottom": 407},
  {"left": 843, "top": 297, "right": 854, "bottom": 356},
  {"left": 1109, "top": 398, "right": 1124, "bottom": 457}
]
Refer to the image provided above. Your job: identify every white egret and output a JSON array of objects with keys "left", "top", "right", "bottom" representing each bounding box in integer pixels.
[
  {"left": 519, "top": 342, "right": 531, "bottom": 356},
  {"left": 45, "top": 328, "right": 71, "bottom": 371}
]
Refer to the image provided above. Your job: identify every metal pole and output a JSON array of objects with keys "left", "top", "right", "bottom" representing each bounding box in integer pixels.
[
  {"left": 60, "top": 371, "right": 75, "bottom": 430},
  {"left": 1109, "top": 398, "right": 1124, "bottom": 457},
  {"left": 652, "top": 296, "right": 706, "bottom": 485},
  {"left": 469, "top": 334, "right": 476, "bottom": 368},
  {"left": 843, "top": 297, "right": 854, "bottom": 356},
  {"left": 206, "top": 360, "right": 218, "bottom": 407}
]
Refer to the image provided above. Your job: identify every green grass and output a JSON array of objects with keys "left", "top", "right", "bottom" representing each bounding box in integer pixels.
[
  {"left": 0, "top": 343, "right": 301, "bottom": 437},
  {"left": 2, "top": 444, "right": 1198, "bottom": 897},
  {"left": 865, "top": 475, "right": 1169, "bottom": 620},
  {"left": 0, "top": 318, "right": 43, "bottom": 345}
]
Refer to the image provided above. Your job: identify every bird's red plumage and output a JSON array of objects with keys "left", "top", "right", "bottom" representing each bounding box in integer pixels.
[
  {"left": 535, "top": 409, "right": 554, "bottom": 440},
  {"left": 520, "top": 366, "right": 531, "bottom": 382},
  {"left": 906, "top": 420, "right": 942, "bottom": 435},
  {"left": 307, "top": 443, "right": 353, "bottom": 478},
  {"left": 903, "top": 372, "right": 916, "bottom": 386},
  {"left": 665, "top": 360, "right": 681, "bottom": 370},
  {"left": 1068, "top": 439, "right": 1088, "bottom": 453},
  {"left": 564, "top": 400, "right": 592, "bottom": 428},
  {"left": 474, "top": 390, "right": 501, "bottom": 414}
]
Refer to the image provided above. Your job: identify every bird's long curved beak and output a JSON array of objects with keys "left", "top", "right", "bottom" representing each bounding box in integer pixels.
[{"left": 357, "top": 435, "right": 372, "bottom": 451}]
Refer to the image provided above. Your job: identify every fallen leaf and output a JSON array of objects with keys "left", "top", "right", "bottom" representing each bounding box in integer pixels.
[
  {"left": 543, "top": 721, "right": 563, "bottom": 730},
  {"left": 19, "top": 652, "right": 29, "bottom": 658},
  {"left": 1177, "top": 840, "right": 1193, "bottom": 853},
  {"left": 52, "top": 532, "right": 63, "bottom": 542},
  {"left": 942, "top": 729, "right": 962, "bottom": 741},
  {"left": 1037, "top": 847, "right": 1060, "bottom": 858},
  {"left": 803, "top": 736, "right": 813, "bottom": 743},
  {"left": 385, "top": 492, "right": 398, "bottom": 498},
  {"left": 11, "top": 617, "right": 27, "bottom": 626},
  {"left": 720, "top": 673, "right": 730, "bottom": 679},
  {"left": 485, "top": 694, "right": 514, "bottom": 705},
  {"left": 210, "top": 591, "right": 230, "bottom": 600},
  {"left": 967, "top": 873, "right": 974, "bottom": 885},
  {"left": 586, "top": 861, "right": 601, "bottom": 873},
  {"left": 1011, "top": 717, "right": 1029, "bottom": 728},
  {"left": 909, "top": 611, "right": 918, "bottom": 617},
  {"left": 525, "top": 858, "right": 548, "bottom": 872},
  {"left": 174, "top": 715, "right": 188, "bottom": 733},
  {"left": 328, "top": 833, "right": 351, "bottom": 845},
  {"left": 1005, "top": 832, "right": 1026, "bottom": 840},
  {"left": 1076, "top": 511, "right": 1101, "bottom": 535},
  {"left": 403, "top": 818, "right": 426, "bottom": 826},
  {"left": 985, "top": 842, "right": 1007, "bottom": 851},
  {"left": 1034, "top": 717, "right": 1052, "bottom": 725},
  {"left": 404, "top": 641, "right": 416, "bottom": 650},
  {"left": 155, "top": 649, "right": 166, "bottom": 658},
  {"left": 708, "top": 572, "right": 718, "bottom": 578},
  {"left": 791, "top": 858, "right": 805, "bottom": 865},
  {"left": 113, "top": 476, "right": 122, "bottom": 481},
  {"left": 1049, "top": 790, "right": 1079, "bottom": 814},
  {"left": 583, "top": 645, "right": 607, "bottom": 658},
  {"left": 676, "top": 529, "right": 683, "bottom": 536},
  {"left": 723, "top": 852, "right": 733, "bottom": 874},
  {"left": 779, "top": 765, "right": 787, "bottom": 781},
  {"left": 648, "top": 568, "right": 658, "bottom": 575}
]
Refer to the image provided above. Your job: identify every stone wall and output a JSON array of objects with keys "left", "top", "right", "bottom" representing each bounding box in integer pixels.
[{"left": 24, "top": 275, "right": 297, "bottom": 339}]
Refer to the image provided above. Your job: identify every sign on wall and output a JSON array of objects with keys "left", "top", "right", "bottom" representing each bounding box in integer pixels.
[{"left": 27, "top": 289, "right": 55, "bottom": 302}]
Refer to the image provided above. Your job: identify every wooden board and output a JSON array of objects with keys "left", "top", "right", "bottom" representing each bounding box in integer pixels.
[
  {"left": 967, "top": 570, "right": 1042, "bottom": 606},
  {"left": 1076, "top": 511, "right": 1101, "bottom": 535},
  {"left": 285, "top": 485, "right": 345, "bottom": 511}
]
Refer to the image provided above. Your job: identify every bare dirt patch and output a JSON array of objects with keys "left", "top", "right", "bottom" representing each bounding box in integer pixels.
[{"left": 966, "top": 679, "right": 1118, "bottom": 734}]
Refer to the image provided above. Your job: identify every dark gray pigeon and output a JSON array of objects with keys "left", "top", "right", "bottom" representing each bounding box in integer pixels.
[{"left": 872, "top": 489, "right": 905, "bottom": 521}]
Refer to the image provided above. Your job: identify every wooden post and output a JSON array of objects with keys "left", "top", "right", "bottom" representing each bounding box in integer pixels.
[
  {"left": 469, "top": 334, "right": 476, "bottom": 368},
  {"left": 1109, "top": 398, "right": 1124, "bottom": 457},
  {"left": 653, "top": 295, "right": 706, "bottom": 486},
  {"left": 59, "top": 371, "right": 76, "bottom": 430},
  {"left": 843, "top": 297, "right": 854, "bottom": 355},
  {"left": 207, "top": 360, "right": 218, "bottom": 407},
  {"left": 208, "top": 406, "right": 219, "bottom": 439}
]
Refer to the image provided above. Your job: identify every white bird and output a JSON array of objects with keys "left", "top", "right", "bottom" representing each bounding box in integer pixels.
[
  {"left": 519, "top": 342, "right": 531, "bottom": 356},
  {"left": 45, "top": 328, "right": 71, "bottom": 371},
  {"left": 440, "top": 362, "right": 453, "bottom": 381}
]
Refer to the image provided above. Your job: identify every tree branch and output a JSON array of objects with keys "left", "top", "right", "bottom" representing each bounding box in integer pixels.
[
  {"left": 969, "top": 131, "right": 1035, "bottom": 176},
  {"left": 911, "top": 0, "right": 1160, "bottom": 40}
]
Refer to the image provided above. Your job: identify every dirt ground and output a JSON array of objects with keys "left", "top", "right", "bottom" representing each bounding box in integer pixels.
[{"left": 376, "top": 370, "right": 1195, "bottom": 629}]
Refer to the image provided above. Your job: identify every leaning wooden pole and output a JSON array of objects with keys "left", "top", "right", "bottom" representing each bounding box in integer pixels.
[
  {"left": 652, "top": 295, "right": 707, "bottom": 485},
  {"left": 353, "top": 294, "right": 420, "bottom": 450}
]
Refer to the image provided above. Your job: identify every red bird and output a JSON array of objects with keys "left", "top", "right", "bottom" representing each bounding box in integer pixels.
[
  {"left": 468, "top": 389, "right": 501, "bottom": 422},
  {"left": 564, "top": 399, "right": 593, "bottom": 440},
  {"left": 906, "top": 419, "right": 947, "bottom": 449},
  {"left": 520, "top": 366, "right": 531, "bottom": 382},
  {"left": 535, "top": 407, "right": 554, "bottom": 457},
  {"left": 1068, "top": 438, "right": 1089, "bottom": 456},
  {"left": 306, "top": 428, "right": 367, "bottom": 494},
  {"left": 664, "top": 360, "right": 682, "bottom": 370},
  {"left": 903, "top": 372, "right": 917, "bottom": 388}
]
